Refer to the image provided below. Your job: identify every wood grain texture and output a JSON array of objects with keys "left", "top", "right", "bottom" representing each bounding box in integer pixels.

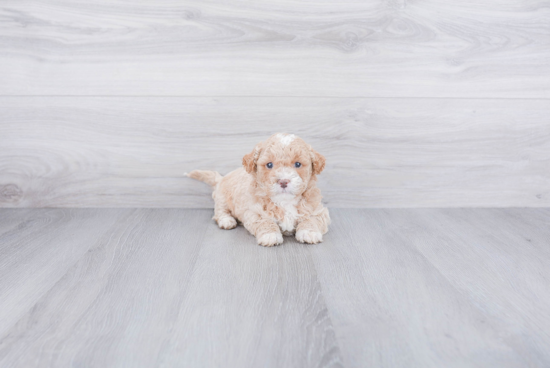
[
  {"left": 0, "top": 209, "right": 212, "bottom": 368},
  {"left": 1, "top": 97, "right": 549, "bottom": 208},
  {"left": 1, "top": 208, "right": 550, "bottom": 367},
  {"left": 157, "top": 218, "right": 343, "bottom": 368},
  {"left": 400, "top": 208, "right": 550, "bottom": 367},
  {"left": 310, "top": 208, "right": 550, "bottom": 367},
  {"left": 0, "top": 208, "right": 342, "bottom": 368},
  {"left": 0, "top": 209, "right": 130, "bottom": 338},
  {"left": 0, "top": 0, "right": 549, "bottom": 97}
]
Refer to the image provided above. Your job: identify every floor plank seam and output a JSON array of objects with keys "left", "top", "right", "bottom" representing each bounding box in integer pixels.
[{"left": 304, "top": 245, "right": 348, "bottom": 368}]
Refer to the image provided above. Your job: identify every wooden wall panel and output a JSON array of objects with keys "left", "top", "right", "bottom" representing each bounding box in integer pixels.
[
  {"left": 1, "top": 97, "right": 548, "bottom": 208},
  {"left": 0, "top": 0, "right": 549, "bottom": 97}
]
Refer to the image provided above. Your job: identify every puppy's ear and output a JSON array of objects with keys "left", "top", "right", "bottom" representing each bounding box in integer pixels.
[
  {"left": 311, "top": 148, "right": 326, "bottom": 175},
  {"left": 242, "top": 150, "right": 256, "bottom": 174},
  {"left": 243, "top": 144, "right": 262, "bottom": 174}
]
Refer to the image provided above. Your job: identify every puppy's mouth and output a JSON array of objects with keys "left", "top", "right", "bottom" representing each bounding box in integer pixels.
[{"left": 272, "top": 184, "right": 295, "bottom": 196}]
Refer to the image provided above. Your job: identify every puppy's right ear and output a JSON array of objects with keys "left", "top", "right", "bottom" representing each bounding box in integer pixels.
[{"left": 242, "top": 144, "right": 262, "bottom": 174}]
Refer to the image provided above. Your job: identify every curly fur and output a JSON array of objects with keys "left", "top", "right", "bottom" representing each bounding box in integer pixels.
[{"left": 187, "top": 133, "right": 330, "bottom": 246}]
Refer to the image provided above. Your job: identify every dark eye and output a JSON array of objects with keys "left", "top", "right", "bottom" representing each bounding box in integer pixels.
[
  {"left": 266, "top": 162, "right": 273, "bottom": 169},
  {"left": 295, "top": 162, "right": 301, "bottom": 168}
]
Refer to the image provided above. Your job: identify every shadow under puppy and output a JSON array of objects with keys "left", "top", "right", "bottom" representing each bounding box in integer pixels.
[{"left": 186, "top": 133, "right": 330, "bottom": 246}]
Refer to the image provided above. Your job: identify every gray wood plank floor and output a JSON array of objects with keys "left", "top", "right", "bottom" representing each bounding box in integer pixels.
[{"left": 0, "top": 208, "right": 549, "bottom": 367}]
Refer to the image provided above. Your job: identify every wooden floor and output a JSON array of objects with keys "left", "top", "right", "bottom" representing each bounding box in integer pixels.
[{"left": 1, "top": 208, "right": 549, "bottom": 368}]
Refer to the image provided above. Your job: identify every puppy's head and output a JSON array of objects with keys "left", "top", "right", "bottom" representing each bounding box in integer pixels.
[{"left": 243, "top": 133, "right": 325, "bottom": 197}]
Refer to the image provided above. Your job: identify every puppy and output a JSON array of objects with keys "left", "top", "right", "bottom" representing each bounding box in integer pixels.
[{"left": 186, "top": 133, "right": 330, "bottom": 246}]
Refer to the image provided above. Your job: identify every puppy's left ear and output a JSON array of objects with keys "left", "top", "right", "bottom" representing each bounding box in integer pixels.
[{"left": 311, "top": 148, "right": 326, "bottom": 175}]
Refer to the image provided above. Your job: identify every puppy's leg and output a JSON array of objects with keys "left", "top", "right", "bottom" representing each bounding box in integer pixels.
[
  {"left": 242, "top": 211, "right": 283, "bottom": 247},
  {"left": 296, "top": 207, "right": 330, "bottom": 244},
  {"left": 213, "top": 192, "right": 237, "bottom": 230}
]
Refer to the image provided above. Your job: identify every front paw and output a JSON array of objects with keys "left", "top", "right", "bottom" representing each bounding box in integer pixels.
[
  {"left": 257, "top": 232, "right": 284, "bottom": 247},
  {"left": 217, "top": 216, "right": 237, "bottom": 230},
  {"left": 296, "top": 229, "right": 323, "bottom": 244}
]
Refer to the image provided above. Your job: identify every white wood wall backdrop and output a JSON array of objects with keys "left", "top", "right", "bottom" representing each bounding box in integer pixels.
[
  {"left": 0, "top": 0, "right": 549, "bottom": 97},
  {"left": 1, "top": 97, "right": 548, "bottom": 208},
  {"left": 0, "top": 0, "right": 549, "bottom": 207}
]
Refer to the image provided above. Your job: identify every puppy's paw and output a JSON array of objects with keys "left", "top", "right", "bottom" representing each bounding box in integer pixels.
[
  {"left": 296, "top": 229, "right": 323, "bottom": 244},
  {"left": 257, "top": 232, "right": 284, "bottom": 247},
  {"left": 217, "top": 216, "right": 237, "bottom": 230}
]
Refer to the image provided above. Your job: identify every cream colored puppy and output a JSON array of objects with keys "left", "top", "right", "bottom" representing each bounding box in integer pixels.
[{"left": 186, "top": 133, "right": 330, "bottom": 246}]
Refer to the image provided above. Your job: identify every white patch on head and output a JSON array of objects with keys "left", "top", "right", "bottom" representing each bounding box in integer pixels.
[{"left": 276, "top": 133, "right": 296, "bottom": 147}]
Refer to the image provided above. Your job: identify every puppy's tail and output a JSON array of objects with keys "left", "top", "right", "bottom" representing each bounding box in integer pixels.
[{"left": 185, "top": 170, "right": 222, "bottom": 187}]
